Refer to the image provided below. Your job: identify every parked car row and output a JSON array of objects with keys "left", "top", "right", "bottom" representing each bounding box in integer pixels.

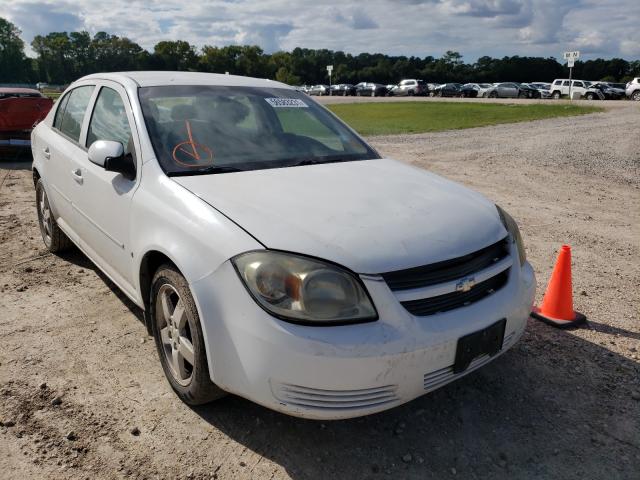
[
  {"left": 298, "top": 78, "right": 640, "bottom": 101},
  {"left": 303, "top": 82, "right": 389, "bottom": 97}
]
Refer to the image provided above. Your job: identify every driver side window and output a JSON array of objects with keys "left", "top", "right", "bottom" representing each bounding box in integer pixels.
[{"left": 86, "top": 87, "right": 135, "bottom": 158}]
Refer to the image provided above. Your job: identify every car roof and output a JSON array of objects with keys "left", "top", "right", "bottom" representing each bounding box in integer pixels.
[
  {"left": 77, "top": 71, "right": 292, "bottom": 89},
  {"left": 0, "top": 87, "right": 42, "bottom": 95}
]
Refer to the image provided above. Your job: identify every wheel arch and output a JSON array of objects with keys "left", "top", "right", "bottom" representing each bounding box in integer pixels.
[
  {"left": 32, "top": 167, "right": 41, "bottom": 187},
  {"left": 139, "top": 249, "right": 180, "bottom": 334}
]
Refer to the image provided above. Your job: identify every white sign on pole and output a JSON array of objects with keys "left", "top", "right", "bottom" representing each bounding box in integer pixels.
[
  {"left": 563, "top": 51, "right": 579, "bottom": 100},
  {"left": 326, "top": 65, "right": 333, "bottom": 94}
]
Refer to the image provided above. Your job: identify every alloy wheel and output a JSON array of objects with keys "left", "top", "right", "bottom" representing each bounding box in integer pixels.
[
  {"left": 156, "top": 284, "right": 195, "bottom": 386},
  {"left": 37, "top": 186, "right": 53, "bottom": 247}
]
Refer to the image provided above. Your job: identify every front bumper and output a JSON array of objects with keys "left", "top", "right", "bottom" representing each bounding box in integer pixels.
[{"left": 192, "top": 257, "right": 536, "bottom": 420}]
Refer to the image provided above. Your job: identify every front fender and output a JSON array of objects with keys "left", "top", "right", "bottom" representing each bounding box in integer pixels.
[{"left": 129, "top": 160, "right": 263, "bottom": 300}]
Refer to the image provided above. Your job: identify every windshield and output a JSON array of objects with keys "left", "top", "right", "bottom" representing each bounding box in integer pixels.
[{"left": 138, "top": 85, "right": 379, "bottom": 175}]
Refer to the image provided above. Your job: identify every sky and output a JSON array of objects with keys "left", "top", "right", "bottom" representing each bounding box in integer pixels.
[{"left": 4, "top": 0, "right": 640, "bottom": 61}]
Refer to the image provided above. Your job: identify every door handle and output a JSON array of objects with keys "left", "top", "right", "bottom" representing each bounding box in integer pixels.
[
  {"left": 43, "top": 147, "right": 50, "bottom": 159},
  {"left": 71, "top": 168, "right": 83, "bottom": 184}
]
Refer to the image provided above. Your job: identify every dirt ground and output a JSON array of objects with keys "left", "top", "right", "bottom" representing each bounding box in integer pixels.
[{"left": 0, "top": 101, "right": 638, "bottom": 480}]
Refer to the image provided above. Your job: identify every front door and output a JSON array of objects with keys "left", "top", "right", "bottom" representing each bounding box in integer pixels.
[{"left": 66, "top": 82, "right": 142, "bottom": 298}]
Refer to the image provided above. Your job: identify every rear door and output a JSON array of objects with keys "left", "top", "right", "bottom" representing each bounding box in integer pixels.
[
  {"left": 501, "top": 83, "right": 518, "bottom": 97},
  {"left": 572, "top": 81, "right": 586, "bottom": 96},
  {"left": 66, "top": 81, "right": 141, "bottom": 295},
  {"left": 42, "top": 85, "right": 95, "bottom": 236}
]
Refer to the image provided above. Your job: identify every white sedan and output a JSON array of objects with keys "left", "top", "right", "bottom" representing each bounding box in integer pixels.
[{"left": 31, "top": 72, "right": 535, "bottom": 419}]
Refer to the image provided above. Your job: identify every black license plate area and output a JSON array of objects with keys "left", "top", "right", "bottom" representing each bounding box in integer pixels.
[{"left": 454, "top": 319, "right": 506, "bottom": 374}]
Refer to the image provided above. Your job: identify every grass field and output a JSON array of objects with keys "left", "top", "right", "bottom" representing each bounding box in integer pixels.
[
  {"left": 43, "top": 91, "right": 61, "bottom": 100},
  {"left": 326, "top": 102, "right": 603, "bottom": 136}
]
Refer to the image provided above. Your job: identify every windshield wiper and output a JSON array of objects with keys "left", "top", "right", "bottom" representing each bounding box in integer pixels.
[
  {"left": 287, "top": 157, "right": 350, "bottom": 167},
  {"left": 168, "top": 165, "right": 246, "bottom": 176}
]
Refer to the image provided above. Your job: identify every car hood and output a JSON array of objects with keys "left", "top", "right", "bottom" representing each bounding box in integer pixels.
[{"left": 173, "top": 159, "right": 507, "bottom": 274}]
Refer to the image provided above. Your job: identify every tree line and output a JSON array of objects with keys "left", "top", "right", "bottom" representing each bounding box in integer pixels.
[{"left": 1, "top": 17, "right": 638, "bottom": 87}]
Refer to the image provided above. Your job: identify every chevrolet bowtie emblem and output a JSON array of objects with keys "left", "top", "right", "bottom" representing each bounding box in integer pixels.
[{"left": 456, "top": 277, "right": 476, "bottom": 293}]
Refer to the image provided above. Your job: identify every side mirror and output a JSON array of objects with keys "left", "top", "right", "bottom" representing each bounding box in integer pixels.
[
  {"left": 88, "top": 140, "right": 136, "bottom": 181},
  {"left": 88, "top": 140, "right": 123, "bottom": 167}
]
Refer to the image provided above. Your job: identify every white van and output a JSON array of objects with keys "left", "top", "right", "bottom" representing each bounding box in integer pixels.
[{"left": 550, "top": 79, "right": 590, "bottom": 99}]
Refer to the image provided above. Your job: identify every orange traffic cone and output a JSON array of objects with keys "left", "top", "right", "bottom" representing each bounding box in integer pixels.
[{"left": 531, "top": 245, "right": 586, "bottom": 328}]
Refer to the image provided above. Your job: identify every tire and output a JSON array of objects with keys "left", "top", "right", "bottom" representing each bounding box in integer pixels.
[
  {"left": 35, "top": 179, "right": 73, "bottom": 253},
  {"left": 489, "top": 92, "right": 498, "bottom": 98},
  {"left": 408, "top": 90, "right": 414, "bottom": 96},
  {"left": 586, "top": 93, "right": 594, "bottom": 100},
  {"left": 357, "top": 91, "right": 361, "bottom": 97},
  {"left": 518, "top": 92, "right": 526, "bottom": 99},
  {"left": 552, "top": 91, "right": 561, "bottom": 100},
  {"left": 632, "top": 91, "right": 640, "bottom": 101},
  {"left": 151, "top": 265, "right": 226, "bottom": 405}
]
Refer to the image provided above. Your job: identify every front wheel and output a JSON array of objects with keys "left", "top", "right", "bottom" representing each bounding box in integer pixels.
[
  {"left": 35, "top": 179, "right": 73, "bottom": 253},
  {"left": 489, "top": 92, "right": 498, "bottom": 98},
  {"left": 552, "top": 91, "right": 561, "bottom": 99},
  {"left": 585, "top": 93, "right": 594, "bottom": 100},
  {"left": 151, "top": 265, "right": 226, "bottom": 405},
  {"left": 631, "top": 91, "right": 640, "bottom": 101}
]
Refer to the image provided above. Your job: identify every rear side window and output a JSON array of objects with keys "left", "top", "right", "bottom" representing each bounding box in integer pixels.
[
  {"left": 58, "top": 86, "right": 95, "bottom": 143},
  {"left": 562, "top": 81, "right": 570, "bottom": 86},
  {"left": 86, "top": 87, "right": 134, "bottom": 156},
  {"left": 53, "top": 93, "right": 70, "bottom": 130},
  {"left": 573, "top": 81, "right": 584, "bottom": 87}
]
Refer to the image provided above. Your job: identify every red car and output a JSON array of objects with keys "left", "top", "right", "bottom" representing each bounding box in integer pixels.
[{"left": 0, "top": 88, "right": 53, "bottom": 148}]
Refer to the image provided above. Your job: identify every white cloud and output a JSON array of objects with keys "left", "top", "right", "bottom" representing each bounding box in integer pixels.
[{"left": 3, "top": 0, "right": 638, "bottom": 60}]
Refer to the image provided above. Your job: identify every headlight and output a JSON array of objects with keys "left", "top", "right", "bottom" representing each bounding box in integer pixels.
[
  {"left": 496, "top": 205, "right": 526, "bottom": 266},
  {"left": 232, "top": 251, "right": 377, "bottom": 325}
]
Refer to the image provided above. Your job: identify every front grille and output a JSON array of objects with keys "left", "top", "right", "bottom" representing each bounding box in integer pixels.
[
  {"left": 401, "top": 270, "right": 508, "bottom": 316},
  {"left": 381, "top": 237, "right": 509, "bottom": 291},
  {"left": 271, "top": 383, "right": 398, "bottom": 410}
]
